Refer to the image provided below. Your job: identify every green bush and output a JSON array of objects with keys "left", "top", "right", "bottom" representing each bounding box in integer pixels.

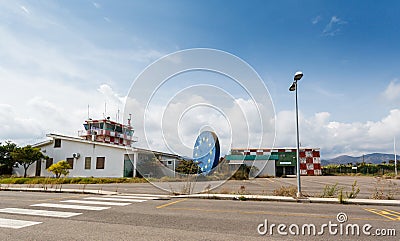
[
  {"left": 346, "top": 181, "right": 360, "bottom": 199},
  {"left": 47, "top": 160, "right": 71, "bottom": 178},
  {"left": 320, "top": 183, "right": 342, "bottom": 198}
]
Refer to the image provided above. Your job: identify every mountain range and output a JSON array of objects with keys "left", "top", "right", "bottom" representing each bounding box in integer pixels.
[{"left": 321, "top": 153, "right": 399, "bottom": 166}]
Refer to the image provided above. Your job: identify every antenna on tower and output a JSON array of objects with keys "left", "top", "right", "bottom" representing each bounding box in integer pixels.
[
  {"left": 103, "top": 102, "right": 107, "bottom": 119},
  {"left": 128, "top": 113, "right": 132, "bottom": 126},
  {"left": 87, "top": 104, "right": 90, "bottom": 119},
  {"left": 117, "top": 108, "right": 120, "bottom": 123}
]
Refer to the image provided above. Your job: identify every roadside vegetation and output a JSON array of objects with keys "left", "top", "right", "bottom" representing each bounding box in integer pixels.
[
  {"left": 370, "top": 178, "right": 399, "bottom": 200},
  {"left": 0, "top": 176, "right": 148, "bottom": 185},
  {"left": 47, "top": 160, "right": 71, "bottom": 178},
  {"left": 272, "top": 185, "right": 297, "bottom": 197},
  {"left": 322, "top": 163, "right": 400, "bottom": 178}
]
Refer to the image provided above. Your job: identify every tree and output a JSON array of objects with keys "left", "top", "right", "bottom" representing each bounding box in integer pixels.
[
  {"left": 0, "top": 141, "right": 17, "bottom": 175},
  {"left": 175, "top": 160, "right": 201, "bottom": 175},
  {"left": 11, "top": 145, "right": 46, "bottom": 178},
  {"left": 47, "top": 160, "right": 71, "bottom": 178}
]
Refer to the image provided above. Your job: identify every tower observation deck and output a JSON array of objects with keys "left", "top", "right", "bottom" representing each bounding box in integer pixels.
[{"left": 79, "top": 117, "right": 137, "bottom": 146}]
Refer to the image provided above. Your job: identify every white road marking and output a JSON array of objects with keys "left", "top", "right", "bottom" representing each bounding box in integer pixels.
[
  {"left": 0, "top": 218, "right": 42, "bottom": 229},
  {"left": 84, "top": 197, "right": 146, "bottom": 202},
  {"left": 31, "top": 203, "right": 110, "bottom": 211},
  {"left": 107, "top": 195, "right": 168, "bottom": 200},
  {"left": 0, "top": 208, "right": 81, "bottom": 218},
  {"left": 60, "top": 200, "right": 131, "bottom": 206}
]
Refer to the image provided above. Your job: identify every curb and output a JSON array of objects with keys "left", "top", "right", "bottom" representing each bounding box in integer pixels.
[
  {"left": 172, "top": 194, "right": 400, "bottom": 207},
  {"left": 2, "top": 187, "right": 399, "bottom": 206}
]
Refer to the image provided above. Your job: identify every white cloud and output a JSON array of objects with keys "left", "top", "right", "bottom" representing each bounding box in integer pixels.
[
  {"left": 383, "top": 79, "right": 400, "bottom": 101},
  {"left": 0, "top": 1, "right": 397, "bottom": 161},
  {"left": 323, "top": 16, "right": 347, "bottom": 36},
  {"left": 0, "top": 1, "right": 166, "bottom": 145},
  {"left": 2, "top": 72, "right": 399, "bottom": 160},
  {"left": 275, "top": 109, "right": 400, "bottom": 158},
  {"left": 20, "top": 5, "right": 30, "bottom": 15},
  {"left": 312, "top": 16, "right": 321, "bottom": 25},
  {"left": 92, "top": 2, "right": 101, "bottom": 9}
]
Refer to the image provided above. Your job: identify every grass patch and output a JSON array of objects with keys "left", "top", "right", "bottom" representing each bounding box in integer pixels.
[{"left": 0, "top": 177, "right": 148, "bottom": 185}]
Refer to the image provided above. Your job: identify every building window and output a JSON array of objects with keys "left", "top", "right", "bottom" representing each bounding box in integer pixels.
[
  {"left": 46, "top": 158, "right": 53, "bottom": 169},
  {"left": 96, "top": 157, "right": 105, "bottom": 169},
  {"left": 66, "top": 158, "right": 74, "bottom": 169},
  {"left": 54, "top": 139, "right": 61, "bottom": 148},
  {"left": 85, "top": 157, "right": 91, "bottom": 169}
]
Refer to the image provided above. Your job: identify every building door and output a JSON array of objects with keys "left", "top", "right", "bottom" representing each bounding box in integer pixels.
[
  {"left": 123, "top": 154, "right": 134, "bottom": 177},
  {"left": 275, "top": 166, "right": 283, "bottom": 177},
  {"left": 35, "top": 160, "right": 41, "bottom": 176}
]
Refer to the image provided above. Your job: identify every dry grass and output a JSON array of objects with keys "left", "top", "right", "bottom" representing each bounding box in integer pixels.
[{"left": 0, "top": 177, "right": 148, "bottom": 185}]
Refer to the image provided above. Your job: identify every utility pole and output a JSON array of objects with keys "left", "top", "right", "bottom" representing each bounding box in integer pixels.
[{"left": 395, "top": 136, "right": 397, "bottom": 176}]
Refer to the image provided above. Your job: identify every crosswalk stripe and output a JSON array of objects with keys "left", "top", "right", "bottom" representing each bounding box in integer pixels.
[
  {"left": 113, "top": 194, "right": 170, "bottom": 200},
  {"left": 107, "top": 195, "right": 168, "bottom": 200},
  {"left": 84, "top": 197, "right": 146, "bottom": 202},
  {"left": 0, "top": 208, "right": 81, "bottom": 218},
  {"left": 31, "top": 203, "right": 110, "bottom": 211},
  {"left": 60, "top": 200, "right": 131, "bottom": 206},
  {"left": 0, "top": 218, "right": 42, "bottom": 229}
]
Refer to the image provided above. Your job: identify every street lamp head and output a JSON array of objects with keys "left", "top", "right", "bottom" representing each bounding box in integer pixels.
[{"left": 294, "top": 71, "right": 303, "bottom": 81}]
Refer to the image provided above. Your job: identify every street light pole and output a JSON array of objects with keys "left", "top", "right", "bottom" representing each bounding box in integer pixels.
[
  {"left": 289, "top": 71, "right": 303, "bottom": 198},
  {"left": 395, "top": 136, "right": 397, "bottom": 176}
]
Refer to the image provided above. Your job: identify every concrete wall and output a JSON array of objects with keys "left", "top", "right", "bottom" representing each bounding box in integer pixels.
[{"left": 255, "top": 160, "right": 276, "bottom": 177}]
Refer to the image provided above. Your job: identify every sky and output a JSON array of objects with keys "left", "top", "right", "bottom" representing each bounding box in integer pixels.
[{"left": 0, "top": 0, "right": 399, "bottom": 159}]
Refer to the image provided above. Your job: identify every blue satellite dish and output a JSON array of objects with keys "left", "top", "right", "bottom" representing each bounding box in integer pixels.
[{"left": 193, "top": 131, "right": 220, "bottom": 174}]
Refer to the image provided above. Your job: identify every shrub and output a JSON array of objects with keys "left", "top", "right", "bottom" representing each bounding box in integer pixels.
[
  {"left": 370, "top": 178, "right": 399, "bottom": 200},
  {"left": 273, "top": 185, "right": 297, "bottom": 197},
  {"left": 320, "top": 183, "right": 342, "bottom": 198},
  {"left": 237, "top": 185, "right": 247, "bottom": 195},
  {"left": 346, "top": 180, "right": 360, "bottom": 199},
  {"left": 47, "top": 161, "right": 71, "bottom": 178},
  {"left": 230, "top": 165, "right": 251, "bottom": 180},
  {"left": 238, "top": 195, "right": 247, "bottom": 201}
]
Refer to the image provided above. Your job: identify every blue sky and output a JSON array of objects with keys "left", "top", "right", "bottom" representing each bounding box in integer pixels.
[{"left": 0, "top": 1, "right": 399, "bottom": 158}]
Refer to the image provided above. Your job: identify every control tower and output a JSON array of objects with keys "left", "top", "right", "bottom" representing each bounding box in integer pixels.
[{"left": 79, "top": 116, "right": 137, "bottom": 146}]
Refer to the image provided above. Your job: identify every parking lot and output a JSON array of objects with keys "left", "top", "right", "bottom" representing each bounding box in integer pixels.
[{"left": 215, "top": 176, "right": 400, "bottom": 199}]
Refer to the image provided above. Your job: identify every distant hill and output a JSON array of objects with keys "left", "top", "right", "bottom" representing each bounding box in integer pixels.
[{"left": 321, "top": 153, "right": 400, "bottom": 166}]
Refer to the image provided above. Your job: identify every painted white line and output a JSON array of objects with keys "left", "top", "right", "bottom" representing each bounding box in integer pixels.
[
  {"left": 131, "top": 194, "right": 169, "bottom": 197},
  {"left": 107, "top": 195, "right": 166, "bottom": 200},
  {"left": 31, "top": 203, "right": 110, "bottom": 211},
  {"left": 60, "top": 200, "right": 131, "bottom": 206},
  {"left": 0, "top": 208, "right": 81, "bottom": 218},
  {"left": 84, "top": 197, "right": 146, "bottom": 202},
  {"left": 0, "top": 218, "right": 42, "bottom": 229}
]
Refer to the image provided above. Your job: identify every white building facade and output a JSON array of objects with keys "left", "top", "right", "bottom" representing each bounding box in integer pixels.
[{"left": 13, "top": 134, "right": 181, "bottom": 178}]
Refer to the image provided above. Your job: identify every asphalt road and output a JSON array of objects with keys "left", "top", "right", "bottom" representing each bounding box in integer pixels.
[{"left": 0, "top": 191, "right": 398, "bottom": 240}]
